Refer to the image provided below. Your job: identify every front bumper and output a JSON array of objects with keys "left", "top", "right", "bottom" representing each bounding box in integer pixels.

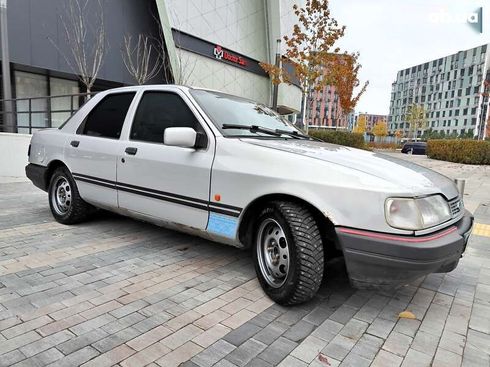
[{"left": 336, "top": 210, "right": 474, "bottom": 289}]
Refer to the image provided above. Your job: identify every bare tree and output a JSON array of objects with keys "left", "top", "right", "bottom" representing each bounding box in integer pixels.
[
  {"left": 49, "top": 0, "right": 106, "bottom": 93},
  {"left": 170, "top": 44, "right": 197, "bottom": 85},
  {"left": 121, "top": 34, "right": 162, "bottom": 85}
]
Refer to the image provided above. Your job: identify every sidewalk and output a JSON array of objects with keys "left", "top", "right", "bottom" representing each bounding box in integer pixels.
[{"left": 0, "top": 156, "right": 489, "bottom": 367}]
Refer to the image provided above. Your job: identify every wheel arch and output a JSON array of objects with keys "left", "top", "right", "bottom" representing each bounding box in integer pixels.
[
  {"left": 45, "top": 160, "right": 69, "bottom": 189},
  {"left": 238, "top": 193, "right": 341, "bottom": 257}
]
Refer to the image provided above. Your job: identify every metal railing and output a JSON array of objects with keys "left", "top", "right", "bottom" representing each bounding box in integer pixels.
[{"left": 0, "top": 92, "right": 97, "bottom": 134}]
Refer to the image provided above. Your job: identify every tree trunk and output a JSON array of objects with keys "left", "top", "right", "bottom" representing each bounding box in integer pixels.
[{"left": 301, "top": 91, "right": 308, "bottom": 133}]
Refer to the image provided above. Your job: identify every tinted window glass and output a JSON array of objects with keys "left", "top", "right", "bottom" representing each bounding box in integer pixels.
[
  {"left": 82, "top": 93, "right": 135, "bottom": 138},
  {"left": 130, "top": 92, "right": 203, "bottom": 143}
]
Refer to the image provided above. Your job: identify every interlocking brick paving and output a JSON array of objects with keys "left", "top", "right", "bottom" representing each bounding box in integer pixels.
[{"left": 1, "top": 155, "right": 489, "bottom": 366}]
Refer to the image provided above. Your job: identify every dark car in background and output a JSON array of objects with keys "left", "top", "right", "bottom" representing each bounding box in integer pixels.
[{"left": 401, "top": 141, "right": 427, "bottom": 155}]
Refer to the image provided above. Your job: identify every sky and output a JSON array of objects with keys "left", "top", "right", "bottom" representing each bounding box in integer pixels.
[{"left": 328, "top": 0, "right": 490, "bottom": 115}]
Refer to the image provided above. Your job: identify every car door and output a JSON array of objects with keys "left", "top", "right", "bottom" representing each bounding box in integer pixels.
[
  {"left": 116, "top": 89, "right": 214, "bottom": 229},
  {"left": 65, "top": 92, "right": 136, "bottom": 208}
]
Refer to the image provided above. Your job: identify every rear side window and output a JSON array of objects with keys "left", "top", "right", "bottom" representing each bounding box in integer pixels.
[
  {"left": 130, "top": 92, "right": 204, "bottom": 143},
  {"left": 81, "top": 92, "right": 135, "bottom": 139}
]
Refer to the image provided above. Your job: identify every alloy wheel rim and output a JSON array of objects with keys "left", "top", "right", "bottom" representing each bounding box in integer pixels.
[
  {"left": 51, "top": 176, "right": 72, "bottom": 215},
  {"left": 256, "top": 218, "right": 290, "bottom": 288}
]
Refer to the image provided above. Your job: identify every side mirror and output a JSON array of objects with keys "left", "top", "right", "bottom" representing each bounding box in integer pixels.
[{"left": 163, "top": 127, "right": 207, "bottom": 149}]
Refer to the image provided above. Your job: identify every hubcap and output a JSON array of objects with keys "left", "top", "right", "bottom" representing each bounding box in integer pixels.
[
  {"left": 51, "top": 176, "right": 72, "bottom": 215},
  {"left": 256, "top": 218, "right": 290, "bottom": 288}
]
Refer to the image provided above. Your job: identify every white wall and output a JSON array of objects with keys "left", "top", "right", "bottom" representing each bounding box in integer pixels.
[
  {"left": 0, "top": 133, "right": 31, "bottom": 178},
  {"left": 164, "top": 0, "right": 268, "bottom": 61},
  {"left": 179, "top": 50, "right": 270, "bottom": 105}
]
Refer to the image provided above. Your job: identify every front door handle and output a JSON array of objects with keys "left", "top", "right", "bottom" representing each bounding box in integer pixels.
[
  {"left": 70, "top": 140, "right": 80, "bottom": 147},
  {"left": 125, "top": 147, "right": 138, "bottom": 155}
]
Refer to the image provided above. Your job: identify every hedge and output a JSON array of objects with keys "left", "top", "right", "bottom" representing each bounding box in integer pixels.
[
  {"left": 427, "top": 139, "right": 490, "bottom": 165},
  {"left": 366, "top": 142, "right": 398, "bottom": 150},
  {"left": 308, "top": 130, "right": 366, "bottom": 149}
]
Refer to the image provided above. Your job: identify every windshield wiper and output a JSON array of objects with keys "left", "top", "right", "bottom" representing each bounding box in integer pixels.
[
  {"left": 222, "top": 124, "right": 282, "bottom": 137},
  {"left": 274, "top": 129, "right": 312, "bottom": 140}
]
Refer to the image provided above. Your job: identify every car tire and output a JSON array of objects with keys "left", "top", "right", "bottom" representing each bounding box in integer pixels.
[
  {"left": 253, "top": 201, "right": 324, "bottom": 305},
  {"left": 48, "top": 166, "right": 94, "bottom": 224}
]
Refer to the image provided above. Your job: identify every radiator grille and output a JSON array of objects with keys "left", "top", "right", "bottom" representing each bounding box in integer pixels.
[{"left": 449, "top": 198, "right": 463, "bottom": 217}]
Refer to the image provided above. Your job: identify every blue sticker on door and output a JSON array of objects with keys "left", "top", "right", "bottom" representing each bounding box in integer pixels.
[{"left": 207, "top": 212, "right": 238, "bottom": 238}]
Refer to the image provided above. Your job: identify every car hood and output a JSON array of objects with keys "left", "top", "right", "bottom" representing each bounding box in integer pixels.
[{"left": 242, "top": 138, "right": 459, "bottom": 199}]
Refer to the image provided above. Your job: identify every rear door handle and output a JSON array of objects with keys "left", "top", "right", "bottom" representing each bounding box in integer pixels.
[
  {"left": 70, "top": 140, "right": 80, "bottom": 147},
  {"left": 125, "top": 147, "right": 138, "bottom": 155}
]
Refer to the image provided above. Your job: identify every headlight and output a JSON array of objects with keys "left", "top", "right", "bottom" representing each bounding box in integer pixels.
[{"left": 385, "top": 195, "right": 451, "bottom": 230}]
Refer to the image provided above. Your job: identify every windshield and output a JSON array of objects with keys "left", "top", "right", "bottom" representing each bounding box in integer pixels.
[{"left": 190, "top": 89, "right": 300, "bottom": 137}]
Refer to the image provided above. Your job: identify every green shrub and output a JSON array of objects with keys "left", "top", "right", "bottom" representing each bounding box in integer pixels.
[
  {"left": 308, "top": 130, "right": 365, "bottom": 149},
  {"left": 427, "top": 139, "right": 490, "bottom": 165},
  {"left": 367, "top": 142, "right": 398, "bottom": 150}
]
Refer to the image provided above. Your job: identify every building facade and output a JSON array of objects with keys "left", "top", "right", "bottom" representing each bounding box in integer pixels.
[
  {"left": 1, "top": 0, "right": 162, "bottom": 133},
  {"left": 1, "top": 0, "right": 302, "bottom": 133},
  {"left": 347, "top": 112, "right": 357, "bottom": 131},
  {"left": 388, "top": 44, "right": 490, "bottom": 139},
  {"left": 297, "top": 85, "right": 348, "bottom": 129},
  {"left": 358, "top": 113, "right": 387, "bottom": 132}
]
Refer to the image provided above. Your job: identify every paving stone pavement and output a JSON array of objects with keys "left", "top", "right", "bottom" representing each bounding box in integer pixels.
[{"left": 0, "top": 157, "right": 489, "bottom": 367}]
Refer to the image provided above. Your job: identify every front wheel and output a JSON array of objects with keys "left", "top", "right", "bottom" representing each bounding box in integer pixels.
[{"left": 253, "top": 201, "right": 324, "bottom": 305}]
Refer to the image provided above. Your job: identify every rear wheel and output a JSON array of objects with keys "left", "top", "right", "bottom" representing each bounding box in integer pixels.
[
  {"left": 48, "top": 166, "right": 93, "bottom": 224},
  {"left": 253, "top": 201, "right": 324, "bottom": 305}
]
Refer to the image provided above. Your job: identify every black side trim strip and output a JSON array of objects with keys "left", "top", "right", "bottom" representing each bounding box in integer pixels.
[
  {"left": 208, "top": 202, "right": 242, "bottom": 212},
  {"left": 116, "top": 181, "right": 209, "bottom": 205},
  {"left": 74, "top": 172, "right": 209, "bottom": 205},
  {"left": 73, "top": 173, "right": 242, "bottom": 217},
  {"left": 73, "top": 172, "right": 115, "bottom": 185},
  {"left": 73, "top": 176, "right": 116, "bottom": 189},
  {"left": 209, "top": 207, "right": 241, "bottom": 217},
  {"left": 117, "top": 185, "right": 209, "bottom": 212}
]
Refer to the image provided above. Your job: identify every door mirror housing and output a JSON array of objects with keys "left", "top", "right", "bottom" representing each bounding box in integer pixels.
[{"left": 164, "top": 127, "right": 206, "bottom": 149}]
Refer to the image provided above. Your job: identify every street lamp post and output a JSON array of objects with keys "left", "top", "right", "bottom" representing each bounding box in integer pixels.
[
  {"left": 272, "top": 39, "right": 281, "bottom": 112},
  {"left": 0, "top": 0, "right": 13, "bottom": 133}
]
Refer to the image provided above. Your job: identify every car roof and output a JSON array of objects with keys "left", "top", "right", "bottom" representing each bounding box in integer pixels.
[{"left": 100, "top": 84, "right": 223, "bottom": 95}]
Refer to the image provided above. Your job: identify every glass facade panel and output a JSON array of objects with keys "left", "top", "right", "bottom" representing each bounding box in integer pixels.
[
  {"left": 50, "top": 77, "right": 80, "bottom": 127},
  {"left": 15, "top": 71, "right": 48, "bottom": 130}
]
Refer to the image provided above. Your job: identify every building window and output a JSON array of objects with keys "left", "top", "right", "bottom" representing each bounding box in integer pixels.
[
  {"left": 50, "top": 77, "right": 80, "bottom": 128},
  {"left": 15, "top": 71, "right": 48, "bottom": 133}
]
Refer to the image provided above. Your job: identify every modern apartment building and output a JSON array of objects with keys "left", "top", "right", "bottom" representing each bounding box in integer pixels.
[
  {"left": 358, "top": 113, "right": 387, "bottom": 132},
  {"left": 347, "top": 112, "right": 358, "bottom": 131},
  {"left": 388, "top": 44, "right": 490, "bottom": 139},
  {"left": 297, "top": 85, "right": 348, "bottom": 129}
]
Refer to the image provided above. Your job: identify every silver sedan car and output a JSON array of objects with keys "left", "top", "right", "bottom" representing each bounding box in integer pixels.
[{"left": 26, "top": 85, "right": 474, "bottom": 305}]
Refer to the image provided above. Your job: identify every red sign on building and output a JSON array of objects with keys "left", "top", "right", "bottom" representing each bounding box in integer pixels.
[{"left": 213, "top": 45, "right": 247, "bottom": 66}]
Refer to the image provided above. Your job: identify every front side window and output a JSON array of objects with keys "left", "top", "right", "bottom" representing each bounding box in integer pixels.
[
  {"left": 81, "top": 92, "right": 135, "bottom": 139},
  {"left": 130, "top": 92, "right": 203, "bottom": 143},
  {"left": 190, "top": 89, "right": 299, "bottom": 137}
]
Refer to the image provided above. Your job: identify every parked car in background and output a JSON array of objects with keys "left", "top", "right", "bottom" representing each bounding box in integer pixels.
[
  {"left": 26, "top": 85, "right": 473, "bottom": 305},
  {"left": 401, "top": 141, "right": 427, "bottom": 155}
]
